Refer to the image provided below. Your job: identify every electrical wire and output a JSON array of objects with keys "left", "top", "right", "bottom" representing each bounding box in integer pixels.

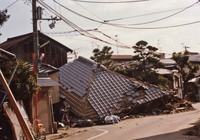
[
  {"left": 2, "top": 0, "right": 20, "bottom": 11},
  {"left": 72, "top": 0, "right": 104, "bottom": 21},
  {"left": 53, "top": 0, "right": 106, "bottom": 22},
  {"left": 112, "top": 20, "right": 200, "bottom": 29},
  {"left": 38, "top": 0, "right": 131, "bottom": 49},
  {"left": 71, "top": 0, "right": 149, "bottom": 4},
  {"left": 44, "top": 28, "right": 98, "bottom": 34},
  {"left": 44, "top": 28, "right": 127, "bottom": 47},
  {"left": 105, "top": 4, "right": 199, "bottom": 22},
  {"left": 119, "top": 1, "right": 199, "bottom": 26},
  {"left": 53, "top": 0, "right": 199, "bottom": 27}
]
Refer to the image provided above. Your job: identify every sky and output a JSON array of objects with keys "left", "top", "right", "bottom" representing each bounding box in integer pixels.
[{"left": 1, "top": 0, "right": 200, "bottom": 60}]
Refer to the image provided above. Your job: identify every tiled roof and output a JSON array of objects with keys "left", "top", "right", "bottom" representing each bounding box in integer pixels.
[
  {"left": 154, "top": 68, "right": 172, "bottom": 75},
  {"left": 38, "top": 77, "right": 59, "bottom": 87},
  {"left": 111, "top": 55, "right": 133, "bottom": 60},
  {"left": 160, "top": 58, "right": 176, "bottom": 65},
  {"left": 189, "top": 55, "right": 200, "bottom": 62},
  {"left": 59, "top": 56, "right": 94, "bottom": 97},
  {"left": 59, "top": 56, "right": 166, "bottom": 118},
  {"left": 88, "top": 70, "right": 134, "bottom": 118}
]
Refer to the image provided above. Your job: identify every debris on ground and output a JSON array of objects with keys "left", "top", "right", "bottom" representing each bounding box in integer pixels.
[
  {"left": 70, "top": 119, "right": 95, "bottom": 128},
  {"left": 161, "top": 94, "right": 195, "bottom": 114},
  {"left": 104, "top": 115, "right": 120, "bottom": 124},
  {"left": 119, "top": 94, "right": 195, "bottom": 120}
]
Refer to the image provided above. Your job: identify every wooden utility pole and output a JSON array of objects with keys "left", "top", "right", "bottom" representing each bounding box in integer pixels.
[
  {"left": 32, "top": 0, "right": 39, "bottom": 135},
  {"left": 32, "top": 0, "right": 39, "bottom": 73},
  {"left": 0, "top": 70, "right": 34, "bottom": 140}
]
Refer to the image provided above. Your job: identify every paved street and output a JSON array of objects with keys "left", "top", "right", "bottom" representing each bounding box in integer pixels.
[{"left": 49, "top": 103, "right": 200, "bottom": 140}]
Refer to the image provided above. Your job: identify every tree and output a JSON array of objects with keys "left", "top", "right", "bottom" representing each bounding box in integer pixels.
[
  {"left": 90, "top": 46, "right": 113, "bottom": 68},
  {"left": 172, "top": 51, "right": 199, "bottom": 97},
  {"left": 132, "top": 40, "right": 164, "bottom": 84},
  {"left": 0, "top": 9, "right": 10, "bottom": 35},
  {"left": 0, "top": 60, "right": 39, "bottom": 101}
]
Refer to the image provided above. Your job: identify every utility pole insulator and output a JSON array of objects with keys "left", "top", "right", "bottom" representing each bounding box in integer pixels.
[{"left": 37, "top": 6, "right": 43, "bottom": 20}]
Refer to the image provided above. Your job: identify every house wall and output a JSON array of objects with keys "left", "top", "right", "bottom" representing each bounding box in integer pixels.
[
  {"left": 59, "top": 88, "right": 99, "bottom": 120},
  {"left": 9, "top": 39, "right": 33, "bottom": 62},
  {"left": 7, "top": 36, "right": 70, "bottom": 68},
  {"left": 49, "top": 72, "right": 60, "bottom": 104},
  {"left": 32, "top": 87, "right": 54, "bottom": 134},
  {"left": 40, "top": 42, "right": 68, "bottom": 68}
]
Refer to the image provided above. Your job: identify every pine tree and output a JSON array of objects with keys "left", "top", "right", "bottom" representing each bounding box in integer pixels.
[
  {"left": 132, "top": 40, "right": 164, "bottom": 84},
  {"left": 90, "top": 46, "right": 113, "bottom": 68},
  {"left": 172, "top": 51, "right": 199, "bottom": 97}
]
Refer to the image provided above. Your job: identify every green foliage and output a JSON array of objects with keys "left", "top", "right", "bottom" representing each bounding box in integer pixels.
[
  {"left": 0, "top": 10, "right": 10, "bottom": 27},
  {"left": 0, "top": 60, "right": 39, "bottom": 101},
  {"left": 132, "top": 40, "right": 164, "bottom": 84},
  {"left": 172, "top": 51, "right": 199, "bottom": 96},
  {"left": 0, "top": 9, "right": 9, "bottom": 36},
  {"left": 114, "top": 67, "right": 132, "bottom": 77},
  {"left": 90, "top": 46, "right": 113, "bottom": 68}
]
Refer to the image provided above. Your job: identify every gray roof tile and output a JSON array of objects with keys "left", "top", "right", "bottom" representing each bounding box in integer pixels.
[{"left": 59, "top": 56, "right": 166, "bottom": 119}]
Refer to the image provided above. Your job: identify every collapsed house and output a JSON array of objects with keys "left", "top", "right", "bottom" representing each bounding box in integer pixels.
[{"left": 58, "top": 56, "right": 167, "bottom": 120}]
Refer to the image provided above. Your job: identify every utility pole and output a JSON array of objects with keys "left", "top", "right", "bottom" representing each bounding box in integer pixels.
[
  {"left": 32, "top": 0, "right": 39, "bottom": 136},
  {"left": 32, "top": 0, "right": 39, "bottom": 73}
]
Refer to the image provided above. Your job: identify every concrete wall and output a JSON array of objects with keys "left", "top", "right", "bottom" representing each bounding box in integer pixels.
[
  {"left": 32, "top": 87, "right": 54, "bottom": 134},
  {"left": 49, "top": 72, "right": 60, "bottom": 104}
]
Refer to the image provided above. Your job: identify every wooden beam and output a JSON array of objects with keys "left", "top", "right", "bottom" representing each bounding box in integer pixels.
[{"left": 0, "top": 70, "right": 34, "bottom": 140}]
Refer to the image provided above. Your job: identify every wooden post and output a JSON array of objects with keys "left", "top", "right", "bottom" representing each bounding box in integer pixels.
[{"left": 0, "top": 70, "right": 34, "bottom": 140}]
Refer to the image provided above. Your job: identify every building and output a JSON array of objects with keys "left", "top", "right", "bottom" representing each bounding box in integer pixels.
[
  {"left": 58, "top": 56, "right": 167, "bottom": 120},
  {"left": 110, "top": 55, "right": 133, "bottom": 65},
  {"left": 0, "top": 31, "right": 72, "bottom": 68},
  {"left": 0, "top": 32, "right": 73, "bottom": 134}
]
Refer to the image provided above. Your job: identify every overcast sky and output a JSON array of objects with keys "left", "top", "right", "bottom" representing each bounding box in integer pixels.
[{"left": 1, "top": 0, "right": 200, "bottom": 59}]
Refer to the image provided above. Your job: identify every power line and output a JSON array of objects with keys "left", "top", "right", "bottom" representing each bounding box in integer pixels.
[
  {"left": 72, "top": 0, "right": 104, "bottom": 21},
  {"left": 53, "top": 0, "right": 106, "bottom": 22},
  {"left": 112, "top": 20, "right": 200, "bottom": 29},
  {"left": 44, "top": 28, "right": 98, "bottom": 34},
  {"left": 71, "top": 0, "right": 149, "bottom": 4},
  {"left": 53, "top": 0, "right": 200, "bottom": 28},
  {"left": 105, "top": 4, "right": 199, "bottom": 22},
  {"left": 44, "top": 28, "right": 127, "bottom": 46},
  {"left": 115, "top": 1, "right": 199, "bottom": 26},
  {"left": 2, "top": 0, "right": 20, "bottom": 11},
  {"left": 38, "top": 0, "right": 131, "bottom": 49}
]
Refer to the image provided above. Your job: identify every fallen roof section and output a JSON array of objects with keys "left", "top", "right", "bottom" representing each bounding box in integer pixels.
[{"left": 59, "top": 56, "right": 167, "bottom": 119}]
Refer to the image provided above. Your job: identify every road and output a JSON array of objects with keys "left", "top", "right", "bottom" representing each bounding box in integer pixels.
[{"left": 51, "top": 103, "right": 200, "bottom": 140}]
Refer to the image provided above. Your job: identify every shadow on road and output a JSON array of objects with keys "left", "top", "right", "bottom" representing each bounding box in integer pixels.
[{"left": 135, "top": 127, "right": 200, "bottom": 140}]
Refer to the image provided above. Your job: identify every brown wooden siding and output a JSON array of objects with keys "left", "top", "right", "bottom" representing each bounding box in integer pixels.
[
  {"left": 60, "top": 88, "right": 99, "bottom": 119},
  {"left": 3, "top": 33, "right": 71, "bottom": 68}
]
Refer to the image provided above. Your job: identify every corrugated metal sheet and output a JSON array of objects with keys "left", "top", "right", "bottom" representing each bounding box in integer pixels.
[
  {"left": 59, "top": 56, "right": 166, "bottom": 119},
  {"left": 38, "top": 77, "right": 59, "bottom": 87}
]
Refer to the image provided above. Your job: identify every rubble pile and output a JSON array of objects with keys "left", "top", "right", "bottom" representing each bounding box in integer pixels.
[
  {"left": 162, "top": 94, "right": 195, "bottom": 114},
  {"left": 119, "top": 94, "right": 195, "bottom": 120}
]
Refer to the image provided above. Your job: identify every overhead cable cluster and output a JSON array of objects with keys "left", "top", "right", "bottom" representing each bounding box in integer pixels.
[
  {"left": 38, "top": 0, "right": 131, "bottom": 49},
  {"left": 37, "top": 0, "right": 200, "bottom": 48}
]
